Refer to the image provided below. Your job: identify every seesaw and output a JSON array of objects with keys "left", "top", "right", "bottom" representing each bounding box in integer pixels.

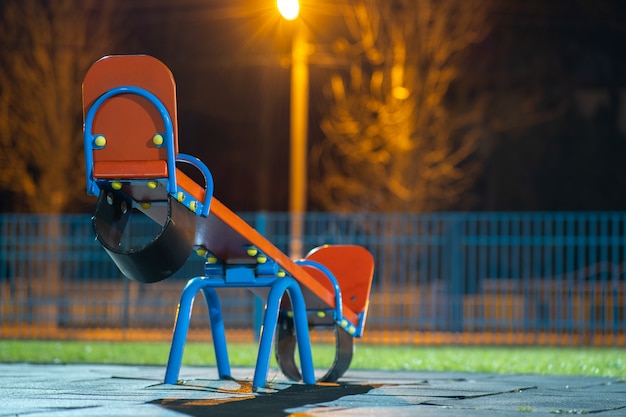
[{"left": 82, "top": 55, "right": 374, "bottom": 389}]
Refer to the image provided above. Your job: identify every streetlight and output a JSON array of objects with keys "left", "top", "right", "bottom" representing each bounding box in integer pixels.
[
  {"left": 278, "top": 0, "right": 308, "bottom": 259},
  {"left": 277, "top": 0, "right": 299, "bottom": 20}
]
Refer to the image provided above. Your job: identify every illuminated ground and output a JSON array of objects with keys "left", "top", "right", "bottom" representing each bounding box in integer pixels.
[{"left": 1, "top": 364, "right": 625, "bottom": 416}]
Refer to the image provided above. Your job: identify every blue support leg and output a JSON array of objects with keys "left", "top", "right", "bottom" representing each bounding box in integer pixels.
[
  {"left": 201, "top": 287, "right": 231, "bottom": 379},
  {"left": 288, "top": 284, "right": 315, "bottom": 385},
  {"left": 164, "top": 277, "right": 205, "bottom": 384},
  {"left": 253, "top": 277, "right": 314, "bottom": 389}
]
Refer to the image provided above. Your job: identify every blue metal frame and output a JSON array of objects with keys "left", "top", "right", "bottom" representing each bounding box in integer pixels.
[
  {"left": 295, "top": 259, "right": 343, "bottom": 318},
  {"left": 84, "top": 86, "right": 214, "bottom": 217},
  {"left": 176, "top": 154, "right": 214, "bottom": 217},
  {"left": 82, "top": 86, "right": 370, "bottom": 385},
  {"left": 164, "top": 264, "right": 315, "bottom": 389},
  {"left": 83, "top": 85, "right": 177, "bottom": 196},
  {"left": 295, "top": 259, "right": 366, "bottom": 338}
]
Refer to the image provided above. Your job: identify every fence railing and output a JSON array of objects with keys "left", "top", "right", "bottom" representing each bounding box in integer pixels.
[{"left": 1, "top": 212, "right": 624, "bottom": 346}]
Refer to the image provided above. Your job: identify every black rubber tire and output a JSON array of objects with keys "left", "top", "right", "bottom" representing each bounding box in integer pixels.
[{"left": 275, "top": 313, "right": 354, "bottom": 383}]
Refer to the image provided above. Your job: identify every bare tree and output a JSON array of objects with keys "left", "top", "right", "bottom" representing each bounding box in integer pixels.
[
  {"left": 311, "top": 0, "right": 492, "bottom": 212},
  {"left": 0, "top": 0, "right": 120, "bottom": 213},
  {"left": 0, "top": 0, "right": 123, "bottom": 334}
]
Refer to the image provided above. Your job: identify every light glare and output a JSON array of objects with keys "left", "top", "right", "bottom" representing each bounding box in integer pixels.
[{"left": 277, "top": 0, "right": 299, "bottom": 20}]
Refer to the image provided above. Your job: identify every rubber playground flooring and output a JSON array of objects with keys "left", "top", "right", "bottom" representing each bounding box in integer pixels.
[{"left": 1, "top": 363, "right": 625, "bottom": 416}]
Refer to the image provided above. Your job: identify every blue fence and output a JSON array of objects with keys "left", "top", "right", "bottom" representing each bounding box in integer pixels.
[{"left": 0, "top": 212, "right": 624, "bottom": 346}]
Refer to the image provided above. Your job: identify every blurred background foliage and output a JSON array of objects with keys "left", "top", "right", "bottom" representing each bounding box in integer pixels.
[{"left": 0, "top": 0, "right": 624, "bottom": 213}]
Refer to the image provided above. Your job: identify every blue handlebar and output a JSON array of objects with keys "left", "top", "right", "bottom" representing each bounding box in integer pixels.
[
  {"left": 176, "top": 154, "right": 214, "bottom": 217},
  {"left": 83, "top": 85, "right": 176, "bottom": 195}
]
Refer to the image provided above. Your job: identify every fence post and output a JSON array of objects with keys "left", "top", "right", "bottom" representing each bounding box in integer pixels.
[{"left": 447, "top": 214, "right": 465, "bottom": 333}]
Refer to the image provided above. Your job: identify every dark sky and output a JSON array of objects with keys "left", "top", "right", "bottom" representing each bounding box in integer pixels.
[{"left": 113, "top": 0, "right": 626, "bottom": 212}]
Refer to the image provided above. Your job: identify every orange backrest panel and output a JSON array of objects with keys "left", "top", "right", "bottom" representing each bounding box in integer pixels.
[
  {"left": 83, "top": 55, "right": 178, "bottom": 178},
  {"left": 303, "top": 245, "right": 375, "bottom": 314}
]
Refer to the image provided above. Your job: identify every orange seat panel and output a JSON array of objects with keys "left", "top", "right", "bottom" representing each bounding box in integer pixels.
[{"left": 93, "top": 160, "right": 168, "bottom": 179}]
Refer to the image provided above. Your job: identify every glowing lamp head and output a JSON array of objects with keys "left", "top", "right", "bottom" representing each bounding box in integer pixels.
[{"left": 277, "top": 0, "right": 299, "bottom": 20}]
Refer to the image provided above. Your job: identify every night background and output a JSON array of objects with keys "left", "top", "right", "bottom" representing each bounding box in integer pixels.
[
  {"left": 1, "top": 0, "right": 625, "bottom": 364},
  {"left": 0, "top": 0, "right": 625, "bottom": 213}
]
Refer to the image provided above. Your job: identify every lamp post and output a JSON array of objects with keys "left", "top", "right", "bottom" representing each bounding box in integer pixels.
[{"left": 278, "top": 0, "right": 308, "bottom": 259}]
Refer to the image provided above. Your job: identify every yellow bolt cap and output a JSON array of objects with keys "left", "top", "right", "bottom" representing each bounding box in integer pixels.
[
  {"left": 196, "top": 248, "right": 207, "bottom": 257},
  {"left": 141, "top": 202, "right": 151, "bottom": 210},
  {"left": 246, "top": 246, "right": 258, "bottom": 257},
  {"left": 94, "top": 135, "right": 106, "bottom": 147},
  {"left": 111, "top": 182, "right": 122, "bottom": 190},
  {"left": 177, "top": 191, "right": 185, "bottom": 202},
  {"left": 257, "top": 255, "right": 267, "bottom": 264},
  {"left": 277, "top": 270, "right": 286, "bottom": 277},
  {"left": 152, "top": 134, "right": 164, "bottom": 146},
  {"left": 316, "top": 311, "right": 326, "bottom": 318},
  {"left": 147, "top": 181, "right": 158, "bottom": 189},
  {"left": 207, "top": 255, "right": 218, "bottom": 264},
  {"left": 189, "top": 201, "right": 197, "bottom": 211}
]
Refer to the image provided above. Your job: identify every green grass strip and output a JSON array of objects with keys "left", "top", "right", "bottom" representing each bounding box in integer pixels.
[{"left": 0, "top": 340, "right": 623, "bottom": 378}]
